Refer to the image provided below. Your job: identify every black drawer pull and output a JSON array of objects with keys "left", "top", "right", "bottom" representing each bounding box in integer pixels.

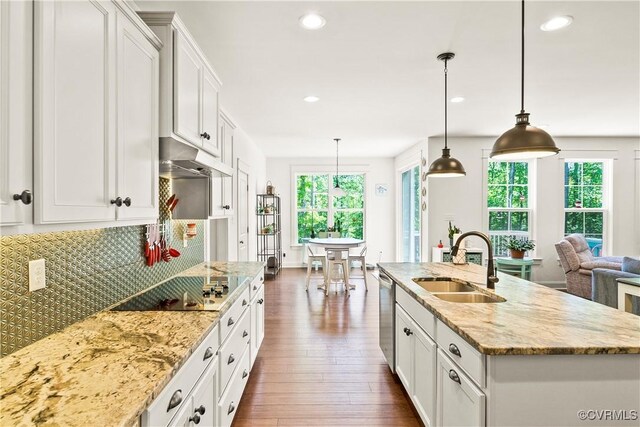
[
  {"left": 167, "top": 389, "right": 182, "bottom": 412},
  {"left": 203, "top": 347, "right": 214, "bottom": 361},
  {"left": 227, "top": 317, "right": 235, "bottom": 326},
  {"left": 227, "top": 402, "right": 236, "bottom": 415},
  {"left": 403, "top": 327, "right": 413, "bottom": 336},
  {"left": 449, "top": 343, "right": 461, "bottom": 357},
  {"left": 242, "top": 370, "right": 248, "bottom": 379},
  {"left": 449, "top": 369, "right": 461, "bottom": 384},
  {"left": 228, "top": 354, "right": 235, "bottom": 365},
  {"left": 242, "top": 299, "right": 248, "bottom": 306},
  {"left": 242, "top": 330, "right": 248, "bottom": 338}
]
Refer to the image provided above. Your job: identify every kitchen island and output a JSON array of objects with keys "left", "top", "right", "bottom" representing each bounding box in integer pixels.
[
  {"left": 378, "top": 262, "right": 640, "bottom": 427},
  {"left": 0, "top": 261, "right": 265, "bottom": 427}
]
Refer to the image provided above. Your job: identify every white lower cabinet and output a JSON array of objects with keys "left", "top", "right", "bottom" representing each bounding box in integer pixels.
[
  {"left": 395, "top": 304, "right": 436, "bottom": 427},
  {"left": 436, "top": 349, "right": 485, "bottom": 427},
  {"left": 218, "top": 343, "right": 251, "bottom": 427},
  {"left": 250, "top": 283, "right": 265, "bottom": 368},
  {"left": 170, "top": 359, "right": 218, "bottom": 427}
]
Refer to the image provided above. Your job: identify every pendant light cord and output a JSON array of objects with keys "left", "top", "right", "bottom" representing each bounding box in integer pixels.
[
  {"left": 334, "top": 138, "right": 340, "bottom": 187},
  {"left": 444, "top": 57, "right": 448, "bottom": 149},
  {"left": 521, "top": 0, "right": 525, "bottom": 114}
]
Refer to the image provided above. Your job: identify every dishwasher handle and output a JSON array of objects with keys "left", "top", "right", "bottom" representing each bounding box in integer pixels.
[{"left": 379, "top": 272, "right": 393, "bottom": 289}]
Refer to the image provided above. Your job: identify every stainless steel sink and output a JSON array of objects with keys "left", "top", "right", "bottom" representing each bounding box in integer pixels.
[
  {"left": 434, "top": 293, "right": 506, "bottom": 303},
  {"left": 413, "top": 278, "right": 476, "bottom": 293}
]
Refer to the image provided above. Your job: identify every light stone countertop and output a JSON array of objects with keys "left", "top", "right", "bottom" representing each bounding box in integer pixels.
[
  {"left": 0, "top": 261, "right": 265, "bottom": 427},
  {"left": 378, "top": 262, "right": 640, "bottom": 356}
]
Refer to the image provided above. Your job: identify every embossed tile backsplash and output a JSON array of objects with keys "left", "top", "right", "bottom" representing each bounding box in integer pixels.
[{"left": 0, "top": 181, "right": 206, "bottom": 356}]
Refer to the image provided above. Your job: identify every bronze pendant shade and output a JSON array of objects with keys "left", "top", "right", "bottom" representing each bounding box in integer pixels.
[
  {"left": 490, "top": 0, "right": 560, "bottom": 160},
  {"left": 427, "top": 52, "right": 466, "bottom": 178}
]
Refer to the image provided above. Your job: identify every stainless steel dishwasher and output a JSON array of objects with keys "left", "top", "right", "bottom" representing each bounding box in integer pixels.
[{"left": 378, "top": 270, "right": 395, "bottom": 372}]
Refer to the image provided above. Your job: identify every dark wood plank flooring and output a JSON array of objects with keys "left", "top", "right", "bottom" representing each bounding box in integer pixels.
[{"left": 233, "top": 268, "right": 421, "bottom": 427}]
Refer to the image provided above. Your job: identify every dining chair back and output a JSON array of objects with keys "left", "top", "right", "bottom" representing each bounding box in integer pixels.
[
  {"left": 325, "top": 248, "right": 350, "bottom": 296},
  {"left": 305, "top": 246, "right": 327, "bottom": 291}
]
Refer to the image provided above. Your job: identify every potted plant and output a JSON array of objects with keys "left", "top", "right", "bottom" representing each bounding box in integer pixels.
[
  {"left": 448, "top": 221, "right": 461, "bottom": 247},
  {"left": 506, "top": 236, "right": 535, "bottom": 259}
]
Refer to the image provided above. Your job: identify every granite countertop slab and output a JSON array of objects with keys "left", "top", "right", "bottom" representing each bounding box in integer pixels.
[
  {"left": 0, "top": 262, "right": 265, "bottom": 427},
  {"left": 378, "top": 262, "right": 640, "bottom": 356}
]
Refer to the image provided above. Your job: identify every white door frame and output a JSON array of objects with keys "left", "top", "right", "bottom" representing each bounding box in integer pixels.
[{"left": 237, "top": 158, "right": 250, "bottom": 261}]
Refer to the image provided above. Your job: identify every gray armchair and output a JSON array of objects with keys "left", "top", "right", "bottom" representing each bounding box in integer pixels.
[
  {"left": 592, "top": 268, "right": 640, "bottom": 314},
  {"left": 555, "top": 234, "right": 623, "bottom": 299}
]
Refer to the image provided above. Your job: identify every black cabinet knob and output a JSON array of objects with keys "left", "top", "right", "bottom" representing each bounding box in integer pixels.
[
  {"left": 258, "top": 299, "right": 264, "bottom": 304},
  {"left": 12, "top": 190, "right": 32, "bottom": 205},
  {"left": 189, "top": 414, "right": 201, "bottom": 424},
  {"left": 123, "top": 197, "right": 131, "bottom": 207},
  {"left": 403, "top": 327, "right": 413, "bottom": 336},
  {"left": 200, "top": 132, "right": 211, "bottom": 140},
  {"left": 223, "top": 205, "right": 230, "bottom": 210},
  {"left": 110, "top": 197, "right": 123, "bottom": 207},
  {"left": 194, "top": 405, "right": 206, "bottom": 415}
]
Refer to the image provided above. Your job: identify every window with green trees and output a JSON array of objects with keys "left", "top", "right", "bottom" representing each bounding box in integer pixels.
[
  {"left": 564, "top": 161, "right": 606, "bottom": 250},
  {"left": 295, "top": 173, "right": 365, "bottom": 243},
  {"left": 487, "top": 161, "right": 530, "bottom": 256}
]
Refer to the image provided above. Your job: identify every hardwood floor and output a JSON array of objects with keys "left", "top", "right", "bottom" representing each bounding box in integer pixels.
[{"left": 233, "top": 268, "right": 421, "bottom": 427}]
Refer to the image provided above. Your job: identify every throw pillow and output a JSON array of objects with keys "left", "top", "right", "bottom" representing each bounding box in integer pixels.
[{"left": 621, "top": 257, "right": 640, "bottom": 274}]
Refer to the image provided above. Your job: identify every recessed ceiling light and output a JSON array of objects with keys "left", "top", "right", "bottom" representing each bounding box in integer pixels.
[
  {"left": 540, "top": 15, "right": 573, "bottom": 32},
  {"left": 304, "top": 95, "right": 320, "bottom": 103},
  {"left": 450, "top": 97, "right": 465, "bottom": 103},
  {"left": 299, "top": 13, "right": 326, "bottom": 30}
]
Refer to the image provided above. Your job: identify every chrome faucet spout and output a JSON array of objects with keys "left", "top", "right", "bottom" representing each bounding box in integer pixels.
[{"left": 451, "top": 231, "right": 499, "bottom": 289}]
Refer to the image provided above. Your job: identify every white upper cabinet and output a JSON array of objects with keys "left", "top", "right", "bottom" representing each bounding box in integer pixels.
[
  {"left": 34, "top": 0, "right": 117, "bottom": 224},
  {"left": 202, "top": 69, "right": 221, "bottom": 155},
  {"left": 0, "top": 0, "right": 32, "bottom": 226},
  {"left": 115, "top": 8, "right": 160, "bottom": 221},
  {"left": 139, "top": 12, "right": 222, "bottom": 157},
  {"left": 34, "top": 0, "right": 161, "bottom": 225}
]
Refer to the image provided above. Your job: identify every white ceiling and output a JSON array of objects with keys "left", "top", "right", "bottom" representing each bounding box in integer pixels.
[{"left": 138, "top": 1, "right": 640, "bottom": 158}]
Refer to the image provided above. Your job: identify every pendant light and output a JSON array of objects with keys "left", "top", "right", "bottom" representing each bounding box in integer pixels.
[
  {"left": 333, "top": 138, "right": 346, "bottom": 196},
  {"left": 490, "top": 0, "right": 560, "bottom": 159},
  {"left": 427, "top": 52, "right": 466, "bottom": 178}
]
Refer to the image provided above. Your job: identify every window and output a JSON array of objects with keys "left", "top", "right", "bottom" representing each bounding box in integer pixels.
[
  {"left": 295, "top": 173, "right": 365, "bottom": 243},
  {"left": 401, "top": 165, "right": 421, "bottom": 262},
  {"left": 487, "top": 161, "right": 530, "bottom": 256},
  {"left": 564, "top": 161, "right": 606, "bottom": 254}
]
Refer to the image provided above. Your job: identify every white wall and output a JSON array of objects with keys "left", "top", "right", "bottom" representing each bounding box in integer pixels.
[
  {"left": 265, "top": 157, "right": 396, "bottom": 267},
  {"left": 216, "top": 126, "right": 266, "bottom": 262},
  {"left": 426, "top": 136, "right": 640, "bottom": 284}
]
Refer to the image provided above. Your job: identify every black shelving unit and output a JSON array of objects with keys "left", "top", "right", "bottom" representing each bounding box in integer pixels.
[{"left": 257, "top": 194, "right": 282, "bottom": 279}]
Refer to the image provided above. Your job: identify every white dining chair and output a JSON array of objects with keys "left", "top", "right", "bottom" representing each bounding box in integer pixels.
[
  {"left": 348, "top": 246, "right": 368, "bottom": 291},
  {"left": 305, "top": 246, "right": 326, "bottom": 291},
  {"left": 325, "top": 248, "right": 350, "bottom": 296}
]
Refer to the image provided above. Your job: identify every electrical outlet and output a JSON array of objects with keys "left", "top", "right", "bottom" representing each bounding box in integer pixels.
[{"left": 29, "top": 259, "right": 46, "bottom": 292}]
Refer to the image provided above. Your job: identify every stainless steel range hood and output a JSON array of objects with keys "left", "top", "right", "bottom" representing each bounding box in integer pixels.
[
  {"left": 159, "top": 137, "right": 233, "bottom": 219},
  {"left": 159, "top": 137, "right": 233, "bottom": 178}
]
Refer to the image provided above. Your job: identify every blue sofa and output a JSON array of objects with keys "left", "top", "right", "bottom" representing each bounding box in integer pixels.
[{"left": 592, "top": 257, "right": 640, "bottom": 315}]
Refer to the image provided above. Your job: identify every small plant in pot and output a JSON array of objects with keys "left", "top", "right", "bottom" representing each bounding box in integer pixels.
[{"left": 506, "top": 236, "right": 535, "bottom": 259}]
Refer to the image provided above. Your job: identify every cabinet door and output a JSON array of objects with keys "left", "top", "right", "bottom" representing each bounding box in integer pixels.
[
  {"left": 0, "top": 0, "right": 32, "bottom": 226},
  {"left": 255, "top": 287, "right": 265, "bottom": 356},
  {"left": 210, "top": 175, "right": 225, "bottom": 217},
  {"left": 250, "top": 296, "right": 258, "bottom": 368},
  {"left": 395, "top": 305, "right": 413, "bottom": 391},
  {"left": 221, "top": 121, "right": 234, "bottom": 214},
  {"left": 413, "top": 325, "right": 437, "bottom": 427},
  {"left": 436, "top": 349, "right": 485, "bottom": 427},
  {"left": 34, "top": 0, "right": 117, "bottom": 223},
  {"left": 173, "top": 30, "right": 202, "bottom": 146},
  {"left": 168, "top": 395, "right": 193, "bottom": 427},
  {"left": 201, "top": 69, "right": 220, "bottom": 156},
  {"left": 115, "top": 12, "right": 159, "bottom": 221},
  {"left": 191, "top": 359, "right": 218, "bottom": 427}
]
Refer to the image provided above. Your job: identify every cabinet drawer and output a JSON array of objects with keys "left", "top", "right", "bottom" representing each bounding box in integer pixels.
[
  {"left": 436, "top": 320, "right": 485, "bottom": 387},
  {"left": 436, "top": 349, "right": 485, "bottom": 427},
  {"left": 249, "top": 273, "right": 264, "bottom": 300},
  {"left": 218, "top": 343, "right": 251, "bottom": 427},
  {"left": 219, "top": 309, "right": 250, "bottom": 394},
  {"left": 220, "top": 286, "right": 250, "bottom": 343},
  {"left": 396, "top": 285, "right": 436, "bottom": 338},
  {"left": 142, "top": 325, "right": 218, "bottom": 427}
]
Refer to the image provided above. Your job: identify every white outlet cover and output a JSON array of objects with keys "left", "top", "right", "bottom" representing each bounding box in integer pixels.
[{"left": 29, "top": 259, "right": 46, "bottom": 292}]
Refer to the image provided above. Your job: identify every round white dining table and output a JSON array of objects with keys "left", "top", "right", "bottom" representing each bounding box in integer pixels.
[{"left": 308, "top": 238, "right": 365, "bottom": 292}]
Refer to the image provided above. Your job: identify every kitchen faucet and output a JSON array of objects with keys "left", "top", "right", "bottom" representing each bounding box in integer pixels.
[{"left": 451, "top": 231, "right": 499, "bottom": 289}]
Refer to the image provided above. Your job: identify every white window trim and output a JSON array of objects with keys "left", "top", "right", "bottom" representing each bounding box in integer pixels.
[
  {"left": 482, "top": 156, "right": 536, "bottom": 258},
  {"left": 397, "top": 162, "right": 422, "bottom": 263},
  {"left": 562, "top": 158, "right": 612, "bottom": 255},
  {"left": 290, "top": 164, "right": 369, "bottom": 246}
]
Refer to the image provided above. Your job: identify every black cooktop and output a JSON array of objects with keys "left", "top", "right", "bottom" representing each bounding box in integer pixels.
[{"left": 111, "top": 275, "right": 250, "bottom": 312}]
